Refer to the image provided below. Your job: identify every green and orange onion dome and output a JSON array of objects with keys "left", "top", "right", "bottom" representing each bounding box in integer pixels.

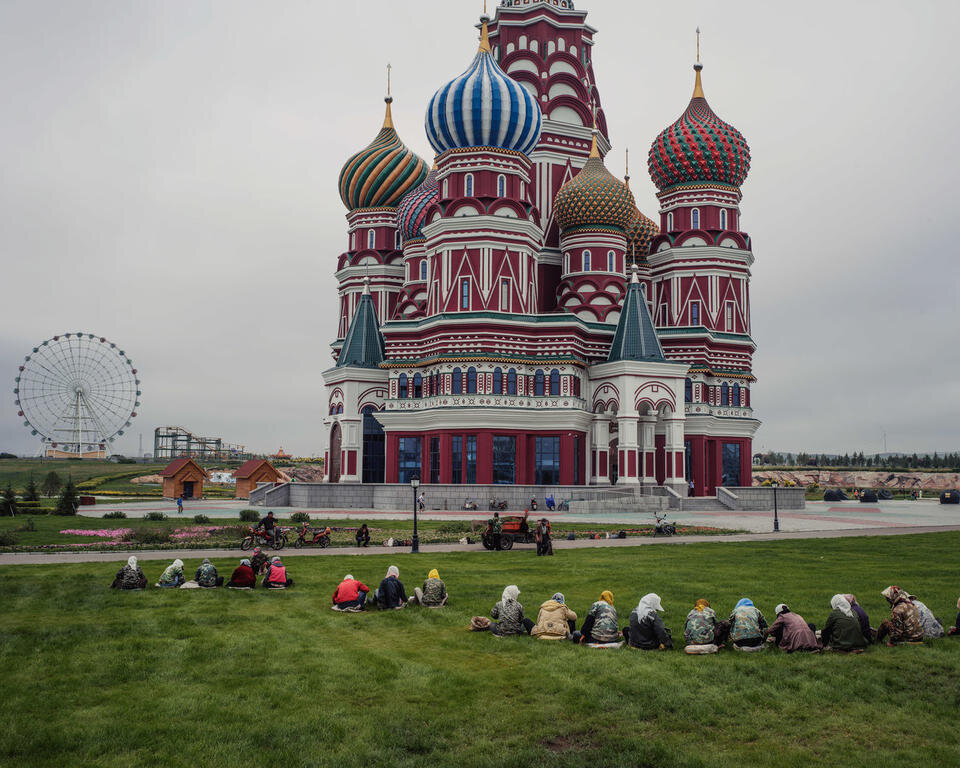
[
  {"left": 554, "top": 131, "right": 633, "bottom": 234},
  {"left": 338, "top": 97, "right": 429, "bottom": 211},
  {"left": 648, "top": 64, "right": 750, "bottom": 191},
  {"left": 625, "top": 205, "right": 659, "bottom": 263}
]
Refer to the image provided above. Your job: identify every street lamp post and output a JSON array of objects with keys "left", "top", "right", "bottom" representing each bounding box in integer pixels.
[
  {"left": 410, "top": 476, "right": 420, "bottom": 553},
  {"left": 772, "top": 481, "right": 780, "bottom": 533}
]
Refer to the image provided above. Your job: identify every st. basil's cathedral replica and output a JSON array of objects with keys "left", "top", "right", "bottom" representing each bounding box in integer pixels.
[{"left": 323, "top": 0, "right": 757, "bottom": 496}]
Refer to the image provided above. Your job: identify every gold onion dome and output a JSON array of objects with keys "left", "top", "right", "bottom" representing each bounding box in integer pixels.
[
  {"left": 554, "top": 133, "right": 633, "bottom": 234},
  {"left": 339, "top": 97, "right": 429, "bottom": 211}
]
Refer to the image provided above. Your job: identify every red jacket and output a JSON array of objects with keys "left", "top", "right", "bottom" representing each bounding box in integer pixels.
[
  {"left": 333, "top": 578, "right": 369, "bottom": 603},
  {"left": 229, "top": 564, "right": 255, "bottom": 587}
]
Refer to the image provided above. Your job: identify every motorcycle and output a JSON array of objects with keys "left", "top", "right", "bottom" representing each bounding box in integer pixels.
[
  {"left": 240, "top": 525, "right": 288, "bottom": 551},
  {"left": 462, "top": 499, "right": 478, "bottom": 510},
  {"left": 530, "top": 497, "right": 538, "bottom": 511},
  {"left": 653, "top": 514, "right": 677, "bottom": 537},
  {"left": 488, "top": 498, "right": 508, "bottom": 511},
  {"left": 293, "top": 523, "right": 331, "bottom": 549}
]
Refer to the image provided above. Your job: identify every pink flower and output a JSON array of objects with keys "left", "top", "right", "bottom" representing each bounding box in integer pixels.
[{"left": 60, "top": 528, "right": 133, "bottom": 540}]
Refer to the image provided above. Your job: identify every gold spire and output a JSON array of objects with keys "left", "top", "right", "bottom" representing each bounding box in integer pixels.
[
  {"left": 696, "top": 26, "right": 701, "bottom": 64},
  {"left": 692, "top": 28, "right": 705, "bottom": 99},
  {"left": 479, "top": 16, "right": 491, "bottom": 53},
  {"left": 588, "top": 101, "right": 600, "bottom": 159}
]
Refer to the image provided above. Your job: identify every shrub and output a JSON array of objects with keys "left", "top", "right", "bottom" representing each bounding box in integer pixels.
[
  {"left": 41, "top": 471, "right": 63, "bottom": 498},
  {"left": 130, "top": 528, "right": 169, "bottom": 545},
  {"left": 193, "top": 514, "right": 211, "bottom": 524},
  {"left": 144, "top": 511, "right": 167, "bottom": 521},
  {"left": 437, "top": 521, "right": 472, "bottom": 534},
  {"left": 1, "top": 485, "right": 17, "bottom": 516},
  {"left": 0, "top": 530, "right": 17, "bottom": 546},
  {"left": 23, "top": 478, "right": 40, "bottom": 502},
  {"left": 290, "top": 511, "right": 311, "bottom": 523},
  {"left": 239, "top": 509, "right": 260, "bottom": 523},
  {"left": 55, "top": 478, "right": 79, "bottom": 516},
  {"left": 14, "top": 518, "right": 36, "bottom": 532},
  {"left": 102, "top": 510, "right": 128, "bottom": 519}
]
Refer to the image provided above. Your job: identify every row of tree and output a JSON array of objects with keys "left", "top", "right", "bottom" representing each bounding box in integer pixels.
[
  {"left": 757, "top": 452, "right": 960, "bottom": 470},
  {"left": 1, "top": 474, "right": 79, "bottom": 516}
]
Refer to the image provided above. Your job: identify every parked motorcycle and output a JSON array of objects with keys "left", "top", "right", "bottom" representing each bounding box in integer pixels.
[
  {"left": 240, "top": 525, "right": 288, "bottom": 551},
  {"left": 530, "top": 497, "right": 538, "bottom": 511},
  {"left": 653, "top": 513, "right": 677, "bottom": 537},
  {"left": 488, "top": 498, "right": 508, "bottom": 511},
  {"left": 462, "top": 499, "right": 478, "bottom": 510},
  {"left": 293, "top": 523, "right": 331, "bottom": 549}
]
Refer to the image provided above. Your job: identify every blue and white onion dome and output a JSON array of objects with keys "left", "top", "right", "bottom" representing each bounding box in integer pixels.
[{"left": 425, "top": 16, "right": 542, "bottom": 156}]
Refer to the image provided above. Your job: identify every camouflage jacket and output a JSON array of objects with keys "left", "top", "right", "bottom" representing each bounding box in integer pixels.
[
  {"left": 491, "top": 598, "right": 525, "bottom": 635},
  {"left": 111, "top": 565, "right": 146, "bottom": 590},
  {"left": 729, "top": 606, "right": 767, "bottom": 642},
  {"left": 158, "top": 564, "right": 183, "bottom": 586},
  {"left": 587, "top": 600, "right": 620, "bottom": 642},
  {"left": 491, "top": 517, "right": 503, "bottom": 533},
  {"left": 890, "top": 600, "right": 924, "bottom": 642},
  {"left": 421, "top": 577, "right": 447, "bottom": 606},
  {"left": 684, "top": 607, "right": 718, "bottom": 644},
  {"left": 195, "top": 562, "right": 219, "bottom": 588}
]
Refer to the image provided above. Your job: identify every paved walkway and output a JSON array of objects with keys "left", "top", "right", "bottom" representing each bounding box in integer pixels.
[{"left": 4, "top": 524, "right": 960, "bottom": 566}]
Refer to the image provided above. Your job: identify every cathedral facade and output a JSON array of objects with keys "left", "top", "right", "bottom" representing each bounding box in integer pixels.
[{"left": 322, "top": 0, "right": 758, "bottom": 495}]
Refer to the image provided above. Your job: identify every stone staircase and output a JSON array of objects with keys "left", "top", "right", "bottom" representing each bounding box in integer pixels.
[{"left": 678, "top": 497, "right": 729, "bottom": 512}]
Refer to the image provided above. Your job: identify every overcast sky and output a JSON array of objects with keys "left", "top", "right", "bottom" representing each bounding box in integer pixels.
[{"left": 1, "top": 0, "right": 958, "bottom": 458}]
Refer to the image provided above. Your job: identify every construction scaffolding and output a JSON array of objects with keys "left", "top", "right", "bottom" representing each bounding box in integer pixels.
[{"left": 153, "top": 426, "right": 250, "bottom": 462}]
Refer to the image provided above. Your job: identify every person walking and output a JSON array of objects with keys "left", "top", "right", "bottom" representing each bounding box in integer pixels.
[
  {"left": 418, "top": 493, "right": 425, "bottom": 512},
  {"left": 490, "top": 512, "right": 503, "bottom": 551},
  {"left": 176, "top": 495, "right": 183, "bottom": 514},
  {"left": 688, "top": 479, "right": 695, "bottom": 497}
]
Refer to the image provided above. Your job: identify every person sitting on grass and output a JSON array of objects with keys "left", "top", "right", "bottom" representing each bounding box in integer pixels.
[
  {"left": 491, "top": 585, "right": 533, "bottom": 636},
  {"left": 765, "top": 603, "right": 820, "bottom": 653},
  {"left": 531, "top": 592, "right": 577, "bottom": 640},
  {"left": 111, "top": 555, "right": 147, "bottom": 590},
  {"left": 626, "top": 593, "right": 672, "bottom": 650},
  {"left": 820, "top": 595, "right": 867, "bottom": 651},
  {"left": 684, "top": 599, "right": 720, "bottom": 646},
  {"left": 355, "top": 524, "right": 370, "bottom": 548},
  {"left": 194, "top": 558, "right": 223, "bottom": 588},
  {"left": 250, "top": 547, "right": 269, "bottom": 576},
  {"left": 157, "top": 559, "right": 185, "bottom": 588},
  {"left": 948, "top": 598, "right": 960, "bottom": 636},
  {"left": 262, "top": 556, "right": 293, "bottom": 588},
  {"left": 374, "top": 565, "right": 407, "bottom": 609},
  {"left": 332, "top": 574, "right": 370, "bottom": 611},
  {"left": 728, "top": 598, "right": 767, "bottom": 649},
  {"left": 227, "top": 559, "right": 255, "bottom": 588},
  {"left": 573, "top": 590, "right": 619, "bottom": 644},
  {"left": 843, "top": 594, "right": 874, "bottom": 642},
  {"left": 908, "top": 592, "right": 944, "bottom": 638},
  {"left": 877, "top": 586, "right": 924, "bottom": 645},
  {"left": 411, "top": 568, "right": 447, "bottom": 607}
]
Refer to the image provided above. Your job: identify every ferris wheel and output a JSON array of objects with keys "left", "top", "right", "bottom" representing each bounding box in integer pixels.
[{"left": 13, "top": 332, "right": 141, "bottom": 458}]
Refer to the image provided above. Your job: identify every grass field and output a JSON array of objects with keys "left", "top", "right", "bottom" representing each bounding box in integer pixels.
[{"left": 2, "top": 534, "right": 960, "bottom": 767}]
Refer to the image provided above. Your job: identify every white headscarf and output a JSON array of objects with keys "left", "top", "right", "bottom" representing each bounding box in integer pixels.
[
  {"left": 774, "top": 603, "right": 789, "bottom": 615},
  {"left": 502, "top": 585, "right": 520, "bottom": 602},
  {"left": 831, "top": 594, "right": 854, "bottom": 617},
  {"left": 636, "top": 593, "right": 663, "bottom": 620},
  {"left": 172, "top": 559, "right": 183, "bottom": 569},
  {"left": 344, "top": 574, "right": 354, "bottom": 581},
  {"left": 127, "top": 555, "right": 138, "bottom": 569},
  {"left": 387, "top": 565, "right": 399, "bottom": 579}
]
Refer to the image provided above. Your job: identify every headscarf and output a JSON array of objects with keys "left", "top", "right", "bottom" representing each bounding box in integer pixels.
[
  {"left": 127, "top": 555, "right": 138, "bottom": 569},
  {"left": 735, "top": 598, "right": 754, "bottom": 610},
  {"left": 694, "top": 598, "right": 710, "bottom": 612},
  {"left": 599, "top": 590, "right": 614, "bottom": 605},
  {"left": 552, "top": 592, "right": 565, "bottom": 604},
  {"left": 831, "top": 594, "right": 854, "bottom": 617},
  {"left": 172, "top": 559, "right": 183, "bottom": 569},
  {"left": 344, "top": 574, "right": 354, "bottom": 581},
  {"left": 843, "top": 594, "right": 857, "bottom": 606},
  {"left": 240, "top": 559, "right": 251, "bottom": 566},
  {"left": 271, "top": 556, "right": 281, "bottom": 564},
  {"left": 775, "top": 603, "right": 789, "bottom": 615},
  {"left": 636, "top": 593, "right": 663, "bottom": 620},
  {"left": 502, "top": 585, "right": 520, "bottom": 602},
  {"left": 387, "top": 565, "right": 399, "bottom": 579},
  {"left": 882, "top": 585, "right": 908, "bottom": 605},
  {"left": 428, "top": 569, "right": 439, "bottom": 580},
  {"left": 202, "top": 558, "right": 211, "bottom": 565},
  {"left": 253, "top": 547, "right": 261, "bottom": 556}
]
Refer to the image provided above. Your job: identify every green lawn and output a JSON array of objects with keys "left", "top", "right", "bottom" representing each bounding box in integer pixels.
[{"left": 2, "top": 534, "right": 960, "bottom": 767}]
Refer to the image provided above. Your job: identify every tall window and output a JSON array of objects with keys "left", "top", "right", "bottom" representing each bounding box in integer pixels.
[
  {"left": 549, "top": 369, "right": 560, "bottom": 396},
  {"left": 573, "top": 376, "right": 581, "bottom": 397},
  {"left": 451, "top": 436, "right": 463, "bottom": 484},
  {"left": 721, "top": 382, "right": 729, "bottom": 406},
  {"left": 690, "top": 301, "right": 700, "bottom": 326},
  {"left": 497, "top": 174, "right": 506, "bottom": 197},
  {"left": 420, "top": 261, "right": 427, "bottom": 281},
  {"left": 367, "top": 229, "right": 376, "bottom": 249},
  {"left": 464, "top": 174, "right": 474, "bottom": 197},
  {"left": 721, "top": 442, "right": 741, "bottom": 487},
  {"left": 534, "top": 370, "right": 545, "bottom": 396},
  {"left": 563, "top": 252, "right": 570, "bottom": 274},
  {"left": 719, "top": 209, "right": 728, "bottom": 230},
  {"left": 493, "top": 367, "right": 503, "bottom": 394},
  {"left": 461, "top": 279, "right": 470, "bottom": 310},
  {"left": 733, "top": 383, "right": 741, "bottom": 407},
  {"left": 466, "top": 436, "right": 477, "bottom": 483},
  {"left": 725, "top": 301, "right": 735, "bottom": 331},
  {"left": 452, "top": 367, "right": 462, "bottom": 395},
  {"left": 573, "top": 434, "right": 581, "bottom": 484},
  {"left": 582, "top": 250, "right": 591, "bottom": 271},
  {"left": 467, "top": 366, "right": 477, "bottom": 394},
  {"left": 507, "top": 368, "right": 517, "bottom": 395},
  {"left": 607, "top": 250, "right": 615, "bottom": 272},
  {"left": 443, "top": 179, "right": 449, "bottom": 198},
  {"left": 361, "top": 406, "right": 385, "bottom": 483},
  {"left": 534, "top": 436, "right": 561, "bottom": 485},
  {"left": 397, "top": 437, "right": 421, "bottom": 484},
  {"left": 685, "top": 378, "right": 693, "bottom": 403},
  {"left": 413, "top": 373, "right": 423, "bottom": 399},
  {"left": 667, "top": 212, "right": 674, "bottom": 231},
  {"left": 691, "top": 208, "right": 700, "bottom": 229},
  {"left": 429, "top": 437, "right": 440, "bottom": 484},
  {"left": 493, "top": 436, "right": 516, "bottom": 484},
  {"left": 500, "top": 278, "right": 510, "bottom": 311},
  {"left": 398, "top": 373, "right": 408, "bottom": 399}
]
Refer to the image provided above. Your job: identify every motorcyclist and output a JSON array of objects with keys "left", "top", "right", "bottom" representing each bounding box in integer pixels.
[{"left": 258, "top": 511, "right": 277, "bottom": 546}]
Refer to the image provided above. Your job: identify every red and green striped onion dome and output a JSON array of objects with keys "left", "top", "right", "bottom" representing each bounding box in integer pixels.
[
  {"left": 396, "top": 166, "right": 438, "bottom": 243},
  {"left": 648, "top": 65, "right": 750, "bottom": 191},
  {"left": 338, "top": 97, "right": 429, "bottom": 211},
  {"left": 554, "top": 134, "right": 633, "bottom": 234},
  {"left": 625, "top": 204, "right": 659, "bottom": 263}
]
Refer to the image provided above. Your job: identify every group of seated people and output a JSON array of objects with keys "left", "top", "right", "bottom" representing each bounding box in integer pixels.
[
  {"left": 109, "top": 547, "right": 294, "bottom": 590},
  {"left": 480, "top": 584, "right": 959, "bottom": 652},
  {"left": 331, "top": 566, "right": 448, "bottom": 611}
]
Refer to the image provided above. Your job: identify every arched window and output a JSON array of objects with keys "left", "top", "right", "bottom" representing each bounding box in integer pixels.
[
  {"left": 394, "top": 230, "right": 400, "bottom": 248},
  {"left": 691, "top": 208, "right": 700, "bottom": 229},
  {"left": 336, "top": 404, "right": 343, "bottom": 414},
  {"left": 667, "top": 212, "right": 674, "bottom": 231},
  {"left": 607, "top": 250, "right": 615, "bottom": 272},
  {"left": 732, "top": 383, "right": 741, "bottom": 407},
  {"left": 367, "top": 229, "right": 376, "bottom": 249},
  {"left": 497, "top": 174, "right": 506, "bottom": 197},
  {"left": 685, "top": 378, "right": 693, "bottom": 403},
  {"left": 719, "top": 209, "right": 728, "bottom": 230},
  {"left": 419, "top": 261, "right": 427, "bottom": 281},
  {"left": 563, "top": 253, "right": 570, "bottom": 274},
  {"left": 442, "top": 179, "right": 449, "bottom": 198},
  {"left": 493, "top": 367, "right": 503, "bottom": 394},
  {"left": 549, "top": 369, "right": 560, "bottom": 395},
  {"left": 573, "top": 376, "right": 581, "bottom": 397},
  {"left": 405, "top": 262, "right": 410, "bottom": 282},
  {"left": 464, "top": 174, "right": 474, "bottom": 197},
  {"left": 721, "top": 382, "right": 729, "bottom": 406},
  {"left": 507, "top": 368, "right": 517, "bottom": 395},
  {"left": 582, "top": 250, "right": 591, "bottom": 271},
  {"left": 452, "top": 367, "right": 463, "bottom": 395},
  {"left": 467, "top": 366, "right": 477, "bottom": 394},
  {"left": 558, "top": 37, "right": 566, "bottom": 51},
  {"left": 460, "top": 278, "right": 470, "bottom": 310},
  {"left": 534, "top": 370, "right": 545, "bottom": 396},
  {"left": 398, "top": 374, "right": 408, "bottom": 399},
  {"left": 413, "top": 373, "right": 423, "bottom": 399}
]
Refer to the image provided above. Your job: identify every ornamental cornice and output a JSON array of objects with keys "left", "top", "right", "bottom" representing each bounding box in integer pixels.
[{"left": 380, "top": 353, "right": 590, "bottom": 369}]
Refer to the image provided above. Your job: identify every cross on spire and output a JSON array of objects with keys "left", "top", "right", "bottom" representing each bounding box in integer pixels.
[
  {"left": 696, "top": 27, "right": 701, "bottom": 64},
  {"left": 386, "top": 62, "right": 392, "bottom": 98}
]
